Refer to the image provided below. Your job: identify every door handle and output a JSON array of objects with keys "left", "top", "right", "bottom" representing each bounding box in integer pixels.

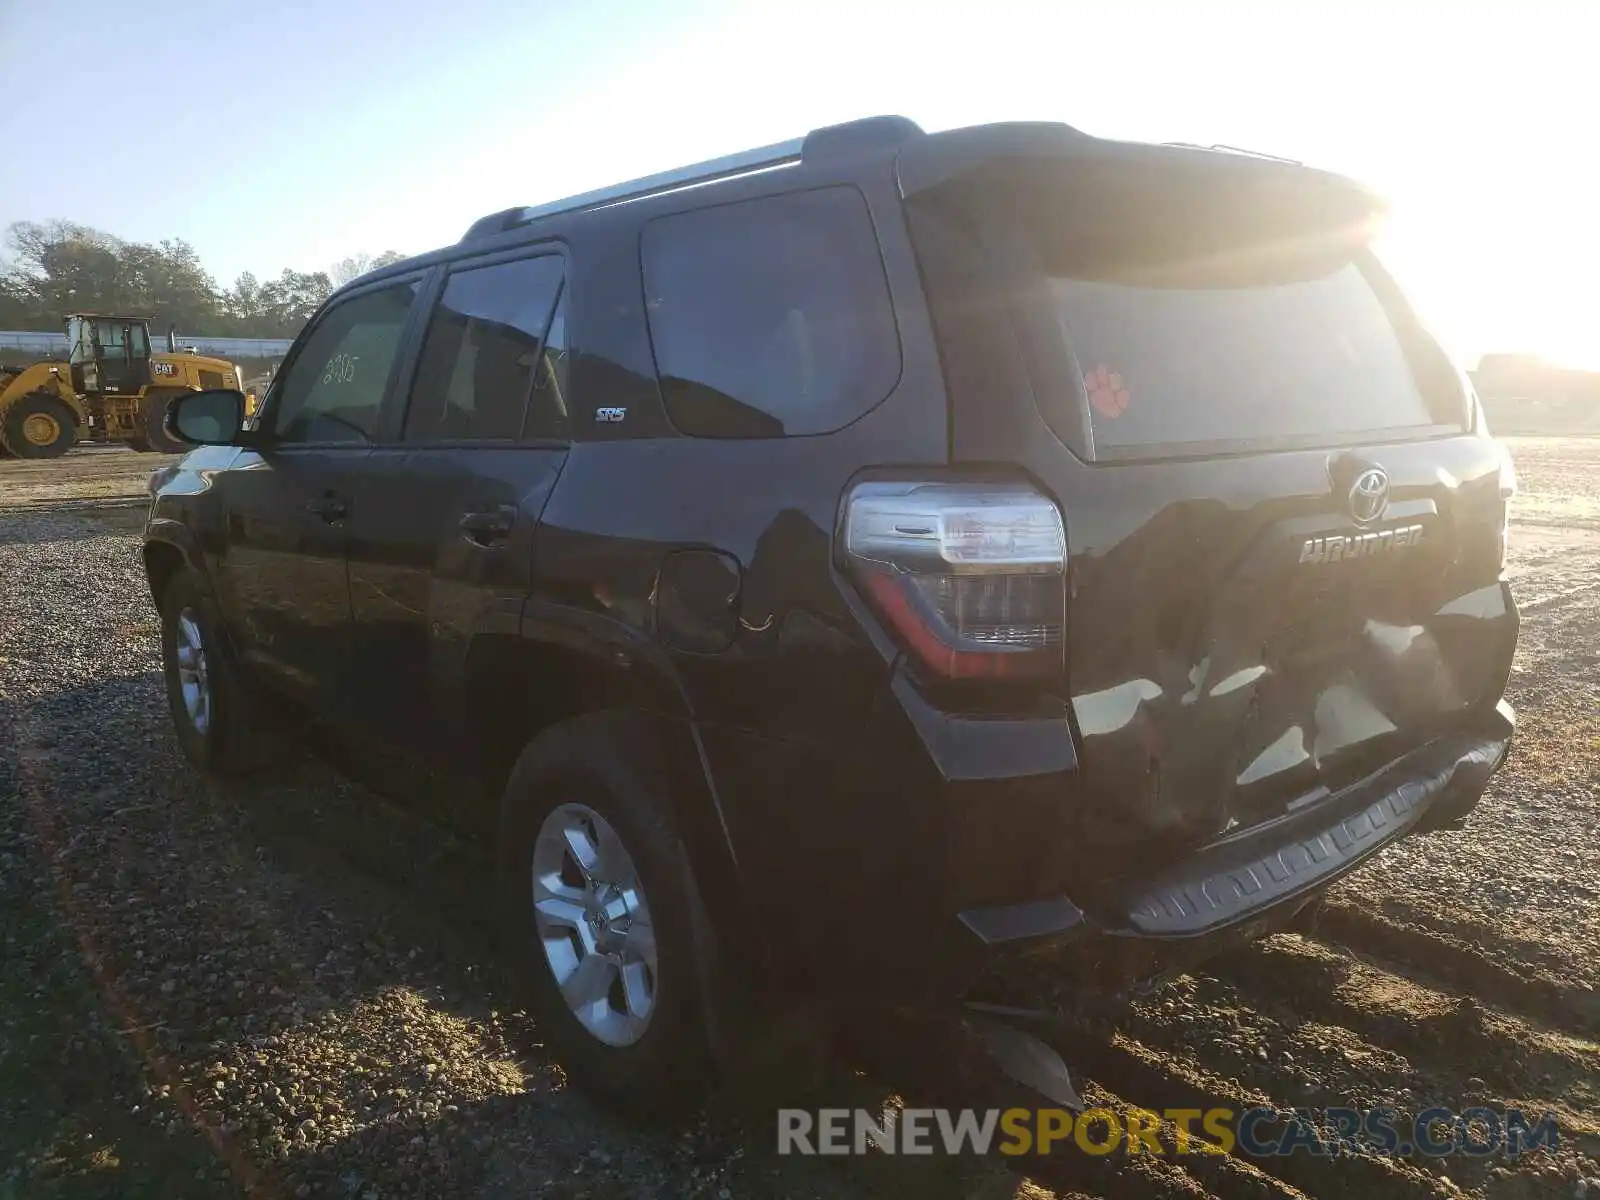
[
  {"left": 306, "top": 494, "right": 348, "bottom": 522},
  {"left": 459, "top": 504, "right": 516, "bottom": 544}
]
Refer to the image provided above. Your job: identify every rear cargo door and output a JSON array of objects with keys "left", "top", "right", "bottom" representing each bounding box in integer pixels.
[{"left": 905, "top": 143, "right": 1518, "bottom": 852}]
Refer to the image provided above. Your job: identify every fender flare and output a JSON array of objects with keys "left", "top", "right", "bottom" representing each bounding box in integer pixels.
[
  {"left": 495, "top": 600, "right": 765, "bottom": 968},
  {"left": 142, "top": 518, "right": 212, "bottom": 604}
]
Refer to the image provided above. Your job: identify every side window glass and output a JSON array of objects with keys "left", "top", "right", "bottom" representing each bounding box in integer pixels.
[
  {"left": 642, "top": 186, "right": 901, "bottom": 438},
  {"left": 403, "top": 255, "right": 565, "bottom": 442},
  {"left": 270, "top": 282, "right": 418, "bottom": 444},
  {"left": 67, "top": 318, "right": 89, "bottom": 364},
  {"left": 525, "top": 285, "right": 569, "bottom": 440}
]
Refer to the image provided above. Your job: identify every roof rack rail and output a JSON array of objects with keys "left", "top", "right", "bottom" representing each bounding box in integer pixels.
[
  {"left": 1163, "top": 141, "right": 1302, "bottom": 165},
  {"left": 461, "top": 115, "right": 922, "bottom": 241}
]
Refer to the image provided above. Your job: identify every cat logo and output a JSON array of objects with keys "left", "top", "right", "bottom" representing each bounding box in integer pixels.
[{"left": 151, "top": 361, "right": 179, "bottom": 377}]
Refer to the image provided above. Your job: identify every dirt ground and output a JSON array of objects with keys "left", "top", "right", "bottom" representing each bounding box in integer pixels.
[{"left": 0, "top": 440, "right": 1596, "bottom": 1199}]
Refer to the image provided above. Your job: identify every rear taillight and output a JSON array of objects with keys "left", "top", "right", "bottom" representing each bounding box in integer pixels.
[
  {"left": 1496, "top": 441, "right": 1517, "bottom": 570},
  {"left": 841, "top": 481, "right": 1067, "bottom": 680}
]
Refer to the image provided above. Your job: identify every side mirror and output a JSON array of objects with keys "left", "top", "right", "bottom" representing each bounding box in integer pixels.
[{"left": 165, "top": 388, "right": 246, "bottom": 446}]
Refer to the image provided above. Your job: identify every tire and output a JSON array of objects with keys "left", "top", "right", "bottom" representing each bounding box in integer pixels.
[
  {"left": 497, "top": 711, "right": 714, "bottom": 1115},
  {"left": 1, "top": 392, "right": 76, "bottom": 459},
  {"left": 140, "top": 389, "right": 189, "bottom": 453},
  {"left": 158, "top": 566, "right": 279, "bottom": 775}
]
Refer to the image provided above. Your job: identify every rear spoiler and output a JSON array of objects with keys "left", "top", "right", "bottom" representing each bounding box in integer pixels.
[
  {"left": 895, "top": 123, "right": 1387, "bottom": 271},
  {"left": 897, "top": 122, "right": 1383, "bottom": 211}
]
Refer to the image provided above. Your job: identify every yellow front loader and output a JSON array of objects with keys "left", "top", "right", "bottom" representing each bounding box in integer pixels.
[{"left": 0, "top": 314, "right": 252, "bottom": 458}]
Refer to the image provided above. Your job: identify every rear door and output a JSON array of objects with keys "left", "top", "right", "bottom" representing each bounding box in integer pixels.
[
  {"left": 341, "top": 249, "right": 571, "bottom": 791},
  {"left": 905, "top": 145, "right": 1518, "bottom": 854}
]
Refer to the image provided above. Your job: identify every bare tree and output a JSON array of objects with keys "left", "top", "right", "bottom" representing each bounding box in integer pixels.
[{"left": 329, "top": 250, "right": 406, "bottom": 287}]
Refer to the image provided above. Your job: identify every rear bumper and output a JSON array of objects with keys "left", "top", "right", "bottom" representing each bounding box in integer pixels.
[{"left": 952, "top": 700, "right": 1514, "bottom": 998}]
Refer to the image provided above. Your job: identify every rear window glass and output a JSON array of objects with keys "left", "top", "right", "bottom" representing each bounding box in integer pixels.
[
  {"left": 1053, "top": 263, "right": 1438, "bottom": 450},
  {"left": 642, "top": 186, "right": 900, "bottom": 438}
]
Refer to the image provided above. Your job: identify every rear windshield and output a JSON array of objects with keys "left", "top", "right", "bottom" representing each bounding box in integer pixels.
[
  {"left": 906, "top": 153, "right": 1465, "bottom": 458},
  {"left": 1053, "top": 262, "right": 1438, "bottom": 450}
]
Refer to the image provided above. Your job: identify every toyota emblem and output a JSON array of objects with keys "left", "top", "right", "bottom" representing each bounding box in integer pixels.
[{"left": 1348, "top": 467, "right": 1390, "bottom": 525}]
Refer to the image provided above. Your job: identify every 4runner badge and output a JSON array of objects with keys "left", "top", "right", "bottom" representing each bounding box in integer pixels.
[
  {"left": 595, "top": 407, "right": 627, "bottom": 423},
  {"left": 1299, "top": 524, "right": 1424, "bottom": 565}
]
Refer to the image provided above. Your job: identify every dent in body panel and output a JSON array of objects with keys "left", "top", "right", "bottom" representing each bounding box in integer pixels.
[
  {"left": 1436, "top": 582, "right": 1510, "bottom": 620},
  {"left": 1311, "top": 682, "right": 1400, "bottom": 758},
  {"left": 1037, "top": 433, "right": 1517, "bottom": 844},
  {"left": 1071, "top": 678, "right": 1163, "bottom": 738},
  {"left": 1236, "top": 726, "right": 1309, "bottom": 787}
]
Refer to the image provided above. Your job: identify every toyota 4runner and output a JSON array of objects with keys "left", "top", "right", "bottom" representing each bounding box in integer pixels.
[{"left": 144, "top": 115, "right": 1519, "bottom": 1111}]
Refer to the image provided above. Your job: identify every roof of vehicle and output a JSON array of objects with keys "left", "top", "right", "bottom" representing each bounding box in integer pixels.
[{"left": 339, "top": 116, "right": 1382, "bottom": 301}]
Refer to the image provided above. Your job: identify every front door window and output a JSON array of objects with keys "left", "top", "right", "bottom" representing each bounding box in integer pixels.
[{"left": 269, "top": 283, "right": 420, "bottom": 444}]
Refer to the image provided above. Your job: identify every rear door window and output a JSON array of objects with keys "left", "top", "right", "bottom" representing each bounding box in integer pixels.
[
  {"left": 1053, "top": 262, "right": 1439, "bottom": 452},
  {"left": 403, "top": 254, "right": 566, "bottom": 442},
  {"left": 642, "top": 186, "right": 900, "bottom": 438}
]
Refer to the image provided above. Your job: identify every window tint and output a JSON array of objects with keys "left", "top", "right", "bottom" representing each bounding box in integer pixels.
[
  {"left": 527, "top": 286, "right": 569, "bottom": 440},
  {"left": 271, "top": 282, "right": 418, "bottom": 444},
  {"left": 1050, "top": 263, "right": 1437, "bottom": 449},
  {"left": 404, "top": 255, "right": 565, "bottom": 442},
  {"left": 642, "top": 186, "right": 900, "bottom": 438}
]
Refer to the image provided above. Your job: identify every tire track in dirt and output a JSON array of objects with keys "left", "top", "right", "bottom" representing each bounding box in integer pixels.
[
  {"left": 1199, "top": 936, "right": 1600, "bottom": 1197},
  {"left": 1064, "top": 1032, "right": 1454, "bottom": 1199},
  {"left": 1212, "top": 936, "right": 1600, "bottom": 1101},
  {"left": 1316, "top": 903, "right": 1600, "bottom": 1035}
]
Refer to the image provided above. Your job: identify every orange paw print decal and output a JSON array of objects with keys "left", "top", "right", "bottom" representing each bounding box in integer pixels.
[{"left": 1086, "top": 364, "right": 1130, "bottom": 419}]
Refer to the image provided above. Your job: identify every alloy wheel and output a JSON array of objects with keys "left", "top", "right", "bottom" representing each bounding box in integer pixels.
[
  {"left": 174, "top": 608, "right": 212, "bottom": 736},
  {"left": 530, "top": 802, "right": 658, "bottom": 1047}
]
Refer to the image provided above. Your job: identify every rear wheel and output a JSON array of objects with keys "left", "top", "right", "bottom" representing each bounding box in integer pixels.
[
  {"left": 140, "top": 389, "right": 189, "bottom": 453},
  {"left": 497, "top": 712, "right": 714, "bottom": 1115},
  {"left": 1, "top": 393, "right": 76, "bottom": 459}
]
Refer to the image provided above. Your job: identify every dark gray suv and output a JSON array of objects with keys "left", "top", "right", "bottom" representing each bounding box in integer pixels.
[{"left": 145, "top": 115, "right": 1518, "bottom": 1111}]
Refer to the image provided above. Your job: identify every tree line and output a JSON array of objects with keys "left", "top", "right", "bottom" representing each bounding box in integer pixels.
[{"left": 0, "top": 220, "right": 404, "bottom": 340}]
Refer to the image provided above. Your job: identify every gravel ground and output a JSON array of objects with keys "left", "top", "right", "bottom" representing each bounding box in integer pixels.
[{"left": 1, "top": 441, "right": 1597, "bottom": 1199}]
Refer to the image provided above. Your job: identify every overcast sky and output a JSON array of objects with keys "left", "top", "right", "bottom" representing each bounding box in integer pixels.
[{"left": 0, "top": 0, "right": 1593, "bottom": 367}]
